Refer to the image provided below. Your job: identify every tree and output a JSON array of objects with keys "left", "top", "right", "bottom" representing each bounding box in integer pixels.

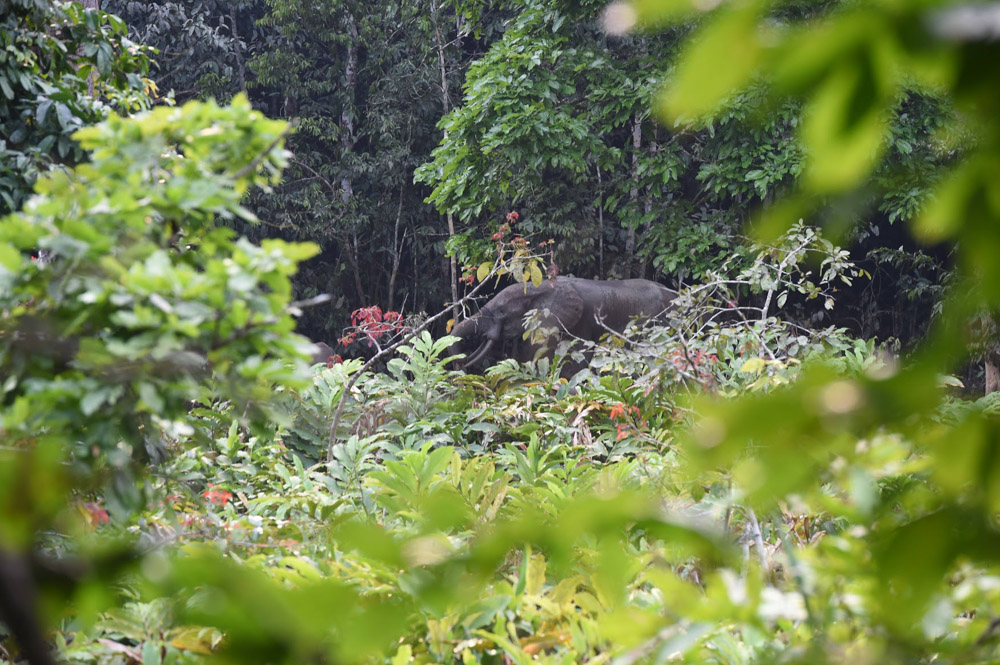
[
  {"left": 623, "top": 0, "right": 1000, "bottom": 646},
  {"left": 0, "top": 95, "right": 318, "bottom": 665},
  {"left": 0, "top": 0, "right": 152, "bottom": 214},
  {"left": 416, "top": 0, "right": 955, "bottom": 351},
  {"left": 103, "top": 0, "right": 274, "bottom": 104},
  {"left": 247, "top": 0, "right": 495, "bottom": 337}
]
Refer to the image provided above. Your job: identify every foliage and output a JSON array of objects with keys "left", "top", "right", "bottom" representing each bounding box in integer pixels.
[
  {"left": 104, "top": 0, "right": 272, "bottom": 104},
  {"left": 415, "top": 0, "right": 693, "bottom": 279},
  {"left": 246, "top": 0, "right": 482, "bottom": 334},
  {"left": 0, "top": 0, "right": 153, "bottom": 214},
  {"left": 98, "top": 0, "right": 956, "bottom": 350},
  {"left": 0, "top": 95, "right": 314, "bottom": 466},
  {"left": 418, "top": 0, "right": 954, "bottom": 346},
  {"left": 0, "top": 95, "right": 319, "bottom": 661},
  {"left": 27, "top": 289, "right": 975, "bottom": 665},
  {"left": 9, "top": 2, "right": 1000, "bottom": 665}
]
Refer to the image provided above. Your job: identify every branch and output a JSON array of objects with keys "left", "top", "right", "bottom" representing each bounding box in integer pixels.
[{"left": 288, "top": 293, "right": 332, "bottom": 310}]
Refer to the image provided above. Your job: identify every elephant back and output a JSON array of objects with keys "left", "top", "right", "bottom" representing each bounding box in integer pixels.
[{"left": 562, "top": 277, "right": 676, "bottom": 335}]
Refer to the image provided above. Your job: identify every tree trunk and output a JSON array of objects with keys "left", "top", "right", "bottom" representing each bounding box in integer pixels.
[
  {"left": 229, "top": 5, "right": 247, "bottom": 95},
  {"left": 339, "top": 12, "right": 361, "bottom": 304},
  {"left": 340, "top": 13, "right": 358, "bottom": 205},
  {"left": 82, "top": 0, "right": 100, "bottom": 96},
  {"left": 639, "top": 134, "right": 659, "bottom": 280},
  {"left": 433, "top": 7, "right": 459, "bottom": 320},
  {"left": 388, "top": 185, "right": 405, "bottom": 312},
  {"left": 596, "top": 164, "right": 604, "bottom": 279},
  {"left": 987, "top": 360, "right": 1000, "bottom": 395},
  {"left": 347, "top": 232, "right": 366, "bottom": 304},
  {"left": 626, "top": 112, "right": 642, "bottom": 278}
]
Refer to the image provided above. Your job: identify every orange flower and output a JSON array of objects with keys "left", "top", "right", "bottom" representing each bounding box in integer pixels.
[{"left": 202, "top": 485, "right": 233, "bottom": 507}]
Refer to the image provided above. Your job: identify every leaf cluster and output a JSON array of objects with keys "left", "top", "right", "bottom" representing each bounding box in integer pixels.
[{"left": 0, "top": 0, "right": 153, "bottom": 214}]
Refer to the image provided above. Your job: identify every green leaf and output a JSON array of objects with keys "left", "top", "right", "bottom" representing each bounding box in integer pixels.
[
  {"left": 658, "top": 5, "right": 763, "bottom": 121},
  {"left": 739, "top": 358, "right": 766, "bottom": 373},
  {"left": 529, "top": 263, "right": 543, "bottom": 287},
  {"left": 141, "top": 640, "right": 162, "bottom": 665},
  {"left": 800, "top": 57, "right": 887, "bottom": 191},
  {"left": 36, "top": 99, "right": 53, "bottom": 125},
  {"left": 55, "top": 102, "right": 73, "bottom": 130},
  {"left": 80, "top": 390, "right": 107, "bottom": 416},
  {"left": 477, "top": 262, "right": 491, "bottom": 282},
  {"left": 391, "top": 645, "right": 413, "bottom": 665},
  {"left": 0, "top": 243, "right": 20, "bottom": 271},
  {"left": 97, "top": 43, "right": 112, "bottom": 77}
]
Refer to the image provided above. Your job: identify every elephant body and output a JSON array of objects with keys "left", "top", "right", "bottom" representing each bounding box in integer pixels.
[{"left": 449, "top": 277, "right": 677, "bottom": 374}]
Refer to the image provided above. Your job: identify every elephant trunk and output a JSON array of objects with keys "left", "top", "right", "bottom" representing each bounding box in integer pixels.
[{"left": 463, "top": 336, "right": 496, "bottom": 369}]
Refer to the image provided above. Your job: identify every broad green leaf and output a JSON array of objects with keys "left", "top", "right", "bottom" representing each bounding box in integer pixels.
[
  {"left": 914, "top": 160, "right": 979, "bottom": 243},
  {"left": 0, "top": 243, "right": 20, "bottom": 271},
  {"left": 529, "top": 263, "right": 543, "bottom": 287},
  {"left": 477, "top": 262, "right": 491, "bottom": 282},
  {"left": 658, "top": 5, "right": 763, "bottom": 121},
  {"left": 800, "top": 57, "right": 887, "bottom": 191}
]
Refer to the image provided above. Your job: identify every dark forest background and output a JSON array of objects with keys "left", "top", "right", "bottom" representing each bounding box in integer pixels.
[{"left": 11, "top": 0, "right": 957, "bottom": 362}]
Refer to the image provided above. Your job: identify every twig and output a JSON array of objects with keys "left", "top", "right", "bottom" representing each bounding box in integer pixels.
[
  {"left": 775, "top": 521, "right": 818, "bottom": 631},
  {"left": 760, "top": 235, "right": 813, "bottom": 322}
]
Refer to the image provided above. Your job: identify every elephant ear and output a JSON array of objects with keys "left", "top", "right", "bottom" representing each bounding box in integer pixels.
[{"left": 543, "top": 280, "right": 584, "bottom": 331}]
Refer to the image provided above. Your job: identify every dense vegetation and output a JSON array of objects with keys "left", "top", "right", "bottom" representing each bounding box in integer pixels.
[
  {"left": 3, "top": 0, "right": 1000, "bottom": 664},
  {"left": 100, "top": 0, "right": 952, "bottom": 349}
]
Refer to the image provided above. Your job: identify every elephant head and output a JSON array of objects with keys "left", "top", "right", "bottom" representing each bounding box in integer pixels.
[
  {"left": 448, "top": 277, "right": 677, "bottom": 373},
  {"left": 449, "top": 279, "right": 581, "bottom": 369},
  {"left": 309, "top": 341, "right": 336, "bottom": 364}
]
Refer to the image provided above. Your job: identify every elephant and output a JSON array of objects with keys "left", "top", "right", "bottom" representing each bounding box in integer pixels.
[
  {"left": 448, "top": 277, "right": 677, "bottom": 375},
  {"left": 309, "top": 341, "right": 337, "bottom": 365}
]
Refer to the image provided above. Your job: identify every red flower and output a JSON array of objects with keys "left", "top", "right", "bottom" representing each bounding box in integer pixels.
[
  {"left": 202, "top": 485, "right": 233, "bottom": 507},
  {"left": 82, "top": 502, "right": 110, "bottom": 527},
  {"left": 616, "top": 424, "right": 630, "bottom": 441}
]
